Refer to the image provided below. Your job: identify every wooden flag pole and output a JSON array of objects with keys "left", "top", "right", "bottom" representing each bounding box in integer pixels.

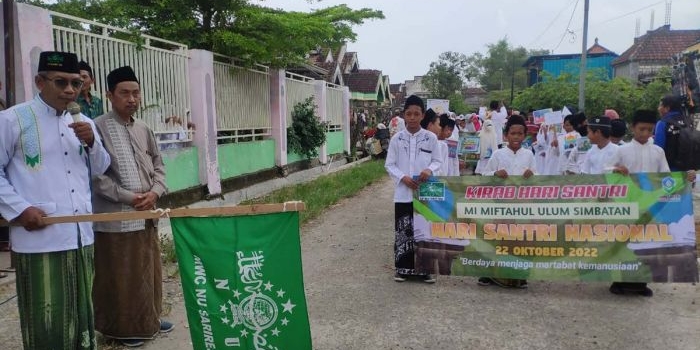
[{"left": 0, "top": 202, "right": 305, "bottom": 227}]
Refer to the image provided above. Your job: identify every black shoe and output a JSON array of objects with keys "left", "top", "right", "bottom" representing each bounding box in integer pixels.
[
  {"left": 159, "top": 320, "right": 175, "bottom": 333},
  {"left": 394, "top": 273, "right": 406, "bottom": 282},
  {"left": 515, "top": 279, "right": 528, "bottom": 289},
  {"left": 477, "top": 277, "right": 492, "bottom": 286},
  {"left": 609, "top": 282, "right": 625, "bottom": 295},
  {"left": 610, "top": 282, "right": 653, "bottom": 297},
  {"left": 638, "top": 286, "right": 653, "bottom": 297}
]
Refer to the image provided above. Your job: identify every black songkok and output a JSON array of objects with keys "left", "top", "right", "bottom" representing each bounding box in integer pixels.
[
  {"left": 78, "top": 61, "right": 93, "bottom": 78},
  {"left": 107, "top": 66, "right": 139, "bottom": 92},
  {"left": 587, "top": 116, "right": 611, "bottom": 129},
  {"left": 632, "top": 110, "right": 658, "bottom": 125},
  {"left": 610, "top": 119, "right": 627, "bottom": 138},
  {"left": 38, "top": 51, "right": 79, "bottom": 74}
]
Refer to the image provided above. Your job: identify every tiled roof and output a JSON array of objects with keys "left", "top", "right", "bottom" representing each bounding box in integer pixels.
[
  {"left": 344, "top": 69, "right": 381, "bottom": 93},
  {"left": 587, "top": 38, "right": 615, "bottom": 54},
  {"left": 612, "top": 25, "right": 700, "bottom": 65},
  {"left": 389, "top": 83, "right": 403, "bottom": 93},
  {"left": 341, "top": 52, "right": 357, "bottom": 72}
]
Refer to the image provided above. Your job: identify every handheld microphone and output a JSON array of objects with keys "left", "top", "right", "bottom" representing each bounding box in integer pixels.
[{"left": 67, "top": 102, "right": 88, "bottom": 148}]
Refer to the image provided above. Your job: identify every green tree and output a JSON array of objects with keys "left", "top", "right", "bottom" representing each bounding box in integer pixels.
[
  {"left": 287, "top": 97, "right": 327, "bottom": 159},
  {"left": 448, "top": 93, "right": 470, "bottom": 115},
  {"left": 465, "top": 38, "right": 548, "bottom": 93},
  {"left": 423, "top": 51, "right": 469, "bottom": 99},
  {"left": 513, "top": 70, "right": 672, "bottom": 120},
  {"left": 25, "top": 0, "right": 384, "bottom": 67}
]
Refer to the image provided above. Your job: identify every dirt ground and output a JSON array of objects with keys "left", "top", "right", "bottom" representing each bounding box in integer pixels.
[{"left": 1, "top": 177, "right": 699, "bottom": 349}]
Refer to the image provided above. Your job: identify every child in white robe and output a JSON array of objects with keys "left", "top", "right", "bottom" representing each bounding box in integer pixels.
[
  {"left": 580, "top": 116, "right": 619, "bottom": 174},
  {"left": 609, "top": 110, "right": 697, "bottom": 296},
  {"left": 478, "top": 115, "right": 535, "bottom": 289},
  {"left": 474, "top": 119, "right": 499, "bottom": 175}
]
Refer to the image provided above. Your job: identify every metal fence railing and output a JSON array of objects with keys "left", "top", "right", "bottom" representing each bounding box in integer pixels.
[
  {"left": 50, "top": 11, "right": 192, "bottom": 146},
  {"left": 285, "top": 72, "right": 316, "bottom": 126},
  {"left": 213, "top": 55, "right": 271, "bottom": 143},
  {"left": 325, "top": 82, "right": 344, "bottom": 132}
]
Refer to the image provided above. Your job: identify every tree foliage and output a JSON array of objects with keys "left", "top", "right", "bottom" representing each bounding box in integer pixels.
[
  {"left": 465, "top": 38, "right": 548, "bottom": 92},
  {"left": 513, "top": 70, "right": 672, "bottom": 120},
  {"left": 287, "top": 97, "right": 327, "bottom": 159},
  {"left": 24, "top": 0, "right": 384, "bottom": 67},
  {"left": 423, "top": 51, "right": 469, "bottom": 99}
]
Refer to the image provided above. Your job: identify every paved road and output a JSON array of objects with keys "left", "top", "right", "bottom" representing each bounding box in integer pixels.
[{"left": 2, "top": 176, "right": 699, "bottom": 349}]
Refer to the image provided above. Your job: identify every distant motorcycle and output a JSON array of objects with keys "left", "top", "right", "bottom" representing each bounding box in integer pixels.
[{"left": 364, "top": 123, "right": 390, "bottom": 159}]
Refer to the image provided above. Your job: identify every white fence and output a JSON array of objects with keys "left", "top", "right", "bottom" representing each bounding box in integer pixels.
[
  {"left": 326, "top": 83, "right": 344, "bottom": 132},
  {"left": 213, "top": 56, "right": 271, "bottom": 142},
  {"left": 50, "top": 11, "right": 192, "bottom": 144},
  {"left": 49, "top": 10, "right": 349, "bottom": 147},
  {"left": 285, "top": 72, "right": 316, "bottom": 125}
]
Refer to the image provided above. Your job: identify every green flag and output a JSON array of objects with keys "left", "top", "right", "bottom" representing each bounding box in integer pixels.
[{"left": 171, "top": 212, "right": 312, "bottom": 350}]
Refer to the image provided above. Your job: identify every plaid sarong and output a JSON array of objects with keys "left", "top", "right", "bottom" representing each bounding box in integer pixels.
[{"left": 13, "top": 245, "right": 96, "bottom": 350}]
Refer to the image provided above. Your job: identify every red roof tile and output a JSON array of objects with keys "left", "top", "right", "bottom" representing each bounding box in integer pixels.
[
  {"left": 587, "top": 38, "right": 615, "bottom": 54},
  {"left": 612, "top": 25, "right": 700, "bottom": 65},
  {"left": 341, "top": 52, "right": 357, "bottom": 72},
  {"left": 344, "top": 69, "right": 381, "bottom": 93}
]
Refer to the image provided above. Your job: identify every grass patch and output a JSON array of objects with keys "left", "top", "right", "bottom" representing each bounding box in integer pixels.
[{"left": 243, "top": 159, "right": 387, "bottom": 224}]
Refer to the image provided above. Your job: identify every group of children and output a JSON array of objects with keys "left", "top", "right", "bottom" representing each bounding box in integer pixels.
[{"left": 385, "top": 94, "right": 695, "bottom": 297}]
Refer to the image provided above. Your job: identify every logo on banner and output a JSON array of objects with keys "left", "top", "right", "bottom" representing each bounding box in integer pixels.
[
  {"left": 419, "top": 181, "right": 446, "bottom": 201},
  {"left": 218, "top": 251, "right": 298, "bottom": 350},
  {"left": 661, "top": 177, "right": 676, "bottom": 193}
]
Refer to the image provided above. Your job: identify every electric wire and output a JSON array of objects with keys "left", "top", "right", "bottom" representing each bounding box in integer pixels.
[
  {"left": 553, "top": 0, "right": 580, "bottom": 52},
  {"left": 528, "top": 0, "right": 578, "bottom": 47}
]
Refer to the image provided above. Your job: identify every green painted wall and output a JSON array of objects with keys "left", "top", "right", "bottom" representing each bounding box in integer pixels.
[
  {"left": 326, "top": 131, "right": 345, "bottom": 155},
  {"left": 218, "top": 140, "right": 276, "bottom": 179},
  {"left": 162, "top": 146, "right": 200, "bottom": 191},
  {"left": 287, "top": 151, "right": 307, "bottom": 163}
]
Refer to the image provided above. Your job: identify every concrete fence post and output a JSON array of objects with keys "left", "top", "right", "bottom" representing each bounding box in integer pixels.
[{"left": 188, "top": 49, "right": 221, "bottom": 195}]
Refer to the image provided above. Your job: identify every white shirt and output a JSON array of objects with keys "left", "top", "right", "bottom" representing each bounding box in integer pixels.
[
  {"left": 612, "top": 139, "right": 669, "bottom": 173},
  {"left": 481, "top": 147, "right": 536, "bottom": 176},
  {"left": 435, "top": 141, "right": 449, "bottom": 176},
  {"left": 385, "top": 128, "right": 442, "bottom": 203},
  {"left": 489, "top": 106, "right": 507, "bottom": 145},
  {"left": 0, "top": 96, "right": 110, "bottom": 253},
  {"left": 611, "top": 139, "right": 679, "bottom": 250},
  {"left": 581, "top": 142, "right": 618, "bottom": 174}
]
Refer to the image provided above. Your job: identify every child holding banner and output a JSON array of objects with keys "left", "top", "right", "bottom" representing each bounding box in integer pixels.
[
  {"left": 580, "top": 116, "right": 619, "bottom": 174},
  {"left": 385, "top": 95, "right": 442, "bottom": 283},
  {"left": 478, "top": 115, "right": 535, "bottom": 288},
  {"left": 610, "top": 110, "right": 698, "bottom": 296}
]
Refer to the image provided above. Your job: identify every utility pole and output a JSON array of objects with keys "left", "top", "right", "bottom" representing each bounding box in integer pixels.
[
  {"left": 510, "top": 55, "right": 516, "bottom": 106},
  {"left": 578, "top": 0, "right": 589, "bottom": 112},
  {"left": 4, "top": 0, "right": 16, "bottom": 107}
]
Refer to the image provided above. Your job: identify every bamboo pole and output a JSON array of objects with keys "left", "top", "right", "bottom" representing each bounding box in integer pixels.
[{"left": 0, "top": 202, "right": 305, "bottom": 226}]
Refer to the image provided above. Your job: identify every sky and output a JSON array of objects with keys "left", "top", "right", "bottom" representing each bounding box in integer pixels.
[{"left": 256, "top": 0, "right": 700, "bottom": 84}]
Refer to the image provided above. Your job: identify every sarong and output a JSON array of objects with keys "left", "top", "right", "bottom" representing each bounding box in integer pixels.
[
  {"left": 14, "top": 245, "right": 96, "bottom": 350},
  {"left": 394, "top": 202, "right": 424, "bottom": 276},
  {"left": 93, "top": 221, "right": 162, "bottom": 339}
]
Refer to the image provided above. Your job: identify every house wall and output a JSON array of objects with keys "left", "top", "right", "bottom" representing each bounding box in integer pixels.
[
  {"left": 162, "top": 147, "right": 200, "bottom": 191},
  {"left": 541, "top": 55, "right": 617, "bottom": 81},
  {"left": 218, "top": 140, "right": 276, "bottom": 179}
]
